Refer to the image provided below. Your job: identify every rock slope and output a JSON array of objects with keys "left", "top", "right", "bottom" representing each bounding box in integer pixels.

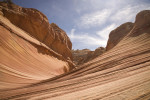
[
  {"left": 0, "top": 2, "right": 74, "bottom": 90},
  {"left": 72, "top": 47, "right": 105, "bottom": 65},
  {"left": 1, "top": 10, "right": 150, "bottom": 100}
]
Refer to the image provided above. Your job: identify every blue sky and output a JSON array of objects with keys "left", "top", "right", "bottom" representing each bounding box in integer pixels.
[{"left": 12, "top": 0, "right": 150, "bottom": 50}]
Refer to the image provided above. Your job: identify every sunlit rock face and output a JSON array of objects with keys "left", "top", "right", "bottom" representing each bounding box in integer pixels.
[
  {"left": 0, "top": 2, "right": 74, "bottom": 90},
  {"left": 0, "top": 1, "right": 150, "bottom": 100},
  {"left": 0, "top": 2, "right": 72, "bottom": 60}
]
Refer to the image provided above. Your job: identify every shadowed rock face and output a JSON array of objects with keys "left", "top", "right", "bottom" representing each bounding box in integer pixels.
[
  {"left": 0, "top": 2, "right": 150, "bottom": 100},
  {"left": 0, "top": 2, "right": 72, "bottom": 59},
  {"left": 72, "top": 47, "right": 105, "bottom": 65}
]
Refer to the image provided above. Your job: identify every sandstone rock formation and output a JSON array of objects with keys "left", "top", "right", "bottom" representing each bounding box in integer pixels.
[
  {"left": 72, "top": 49, "right": 91, "bottom": 65},
  {"left": 106, "top": 22, "right": 134, "bottom": 50},
  {"left": 0, "top": 2, "right": 72, "bottom": 59},
  {"left": 72, "top": 47, "right": 105, "bottom": 65},
  {"left": 0, "top": 2, "right": 74, "bottom": 90},
  {"left": 0, "top": 2, "right": 150, "bottom": 99}
]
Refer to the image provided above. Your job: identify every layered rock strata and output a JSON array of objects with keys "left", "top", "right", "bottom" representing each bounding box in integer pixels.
[
  {"left": 106, "top": 22, "right": 134, "bottom": 50},
  {"left": 1, "top": 10, "right": 150, "bottom": 100},
  {"left": 0, "top": 2, "right": 74, "bottom": 90}
]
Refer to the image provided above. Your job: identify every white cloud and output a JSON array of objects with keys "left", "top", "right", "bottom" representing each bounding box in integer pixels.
[
  {"left": 111, "top": 4, "right": 150, "bottom": 23},
  {"left": 111, "top": 7, "right": 134, "bottom": 22},
  {"left": 69, "top": 29, "right": 107, "bottom": 47},
  {"left": 96, "top": 24, "right": 116, "bottom": 40},
  {"left": 70, "top": 28, "right": 75, "bottom": 36},
  {"left": 69, "top": 24, "right": 116, "bottom": 49},
  {"left": 77, "top": 9, "right": 111, "bottom": 28}
]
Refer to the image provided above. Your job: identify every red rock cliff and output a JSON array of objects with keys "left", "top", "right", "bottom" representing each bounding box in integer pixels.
[{"left": 0, "top": 2, "right": 72, "bottom": 59}]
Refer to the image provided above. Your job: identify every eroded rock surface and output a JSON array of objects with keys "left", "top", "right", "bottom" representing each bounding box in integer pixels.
[
  {"left": 0, "top": 2, "right": 150, "bottom": 100},
  {"left": 72, "top": 47, "right": 105, "bottom": 65},
  {"left": 106, "top": 22, "right": 134, "bottom": 50},
  {"left": 0, "top": 2, "right": 72, "bottom": 59},
  {"left": 0, "top": 2, "right": 74, "bottom": 90}
]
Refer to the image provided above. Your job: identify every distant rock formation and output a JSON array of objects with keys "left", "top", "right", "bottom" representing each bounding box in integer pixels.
[
  {"left": 0, "top": 2, "right": 74, "bottom": 89},
  {"left": 72, "top": 47, "right": 105, "bottom": 65},
  {"left": 72, "top": 49, "right": 91, "bottom": 65},
  {"left": 0, "top": 2, "right": 72, "bottom": 59}
]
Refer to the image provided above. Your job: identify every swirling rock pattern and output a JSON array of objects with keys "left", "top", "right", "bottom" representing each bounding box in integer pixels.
[
  {"left": 0, "top": 2, "right": 150, "bottom": 100},
  {"left": 0, "top": 2, "right": 74, "bottom": 91}
]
